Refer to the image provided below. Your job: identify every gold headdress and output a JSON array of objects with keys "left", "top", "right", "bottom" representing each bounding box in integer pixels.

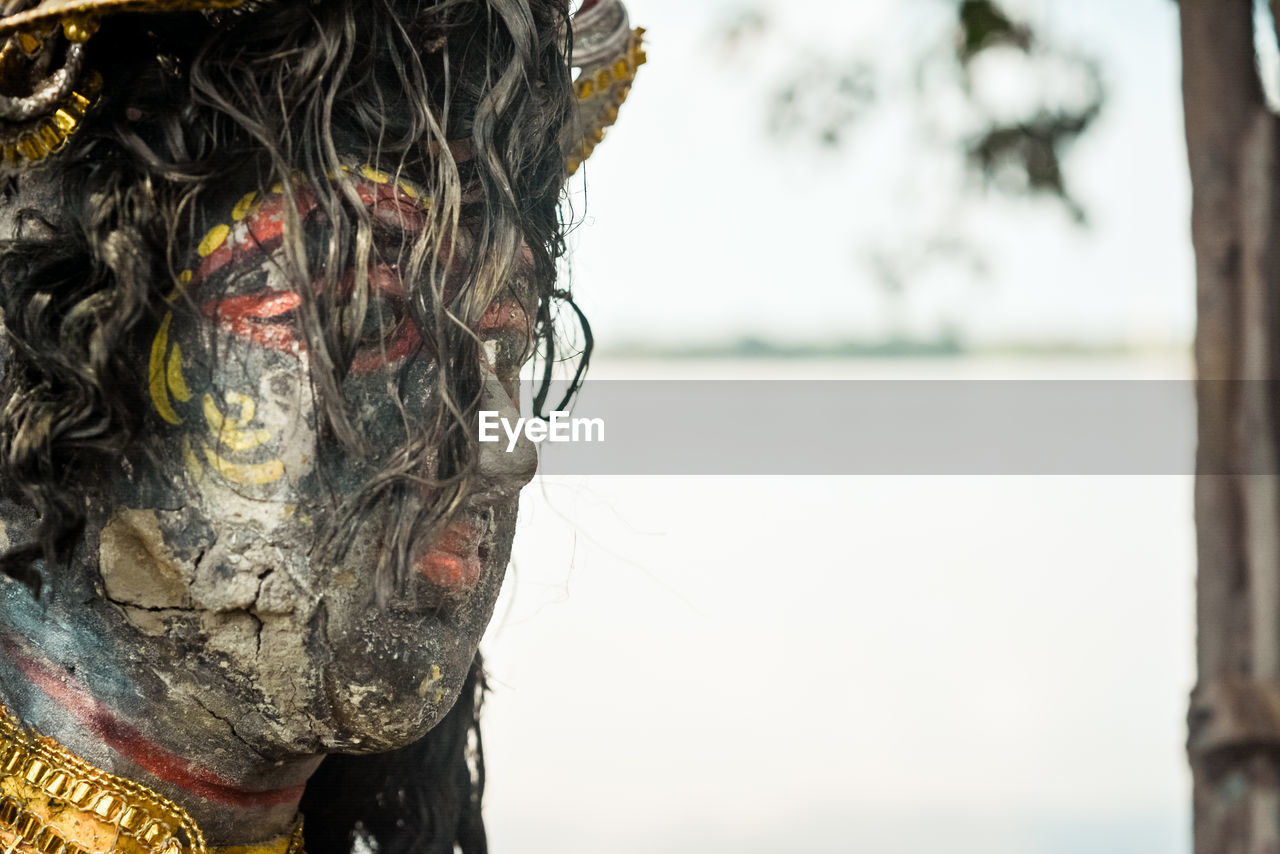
[
  {"left": 565, "top": 0, "right": 645, "bottom": 174},
  {"left": 0, "top": 0, "right": 644, "bottom": 174}
]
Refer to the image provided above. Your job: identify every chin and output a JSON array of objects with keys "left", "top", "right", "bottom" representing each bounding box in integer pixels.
[
  {"left": 307, "top": 602, "right": 493, "bottom": 753},
  {"left": 276, "top": 506, "right": 515, "bottom": 753},
  {"left": 317, "top": 674, "right": 468, "bottom": 754},
  {"left": 312, "top": 649, "right": 474, "bottom": 753}
]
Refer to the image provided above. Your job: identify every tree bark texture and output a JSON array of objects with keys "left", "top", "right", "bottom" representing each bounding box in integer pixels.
[{"left": 1184, "top": 3, "right": 1280, "bottom": 853}]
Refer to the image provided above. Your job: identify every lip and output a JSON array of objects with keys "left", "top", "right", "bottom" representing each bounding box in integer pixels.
[{"left": 414, "top": 512, "right": 492, "bottom": 592}]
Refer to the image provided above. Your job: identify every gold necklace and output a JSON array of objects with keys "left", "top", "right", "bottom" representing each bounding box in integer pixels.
[{"left": 0, "top": 704, "right": 303, "bottom": 854}]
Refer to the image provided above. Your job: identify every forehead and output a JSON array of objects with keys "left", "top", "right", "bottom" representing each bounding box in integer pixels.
[
  {"left": 187, "top": 167, "right": 428, "bottom": 289},
  {"left": 181, "top": 164, "right": 537, "bottom": 308}
]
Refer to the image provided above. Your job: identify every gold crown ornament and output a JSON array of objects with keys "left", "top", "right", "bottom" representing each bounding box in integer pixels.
[
  {"left": 565, "top": 0, "right": 645, "bottom": 175},
  {"left": 0, "top": 0, "right": 248, "bottom": 171}
]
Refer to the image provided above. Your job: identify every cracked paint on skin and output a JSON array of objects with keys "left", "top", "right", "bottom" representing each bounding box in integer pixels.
[
  {"left": 109, "top": 168, "right": 532, "bottom": 753},
  {"left": 0, "top": 164, "right": 540, "bottom": 844}
]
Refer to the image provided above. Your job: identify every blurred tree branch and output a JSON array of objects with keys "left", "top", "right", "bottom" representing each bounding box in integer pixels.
[
  {"left": 716, "top": 0, "right": 1103, "bottom": 218},
  {"left": 709, "top": 0, "right": 1105, "bottom": 334}
]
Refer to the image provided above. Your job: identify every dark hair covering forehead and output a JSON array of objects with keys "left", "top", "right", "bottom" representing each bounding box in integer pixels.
[
  {"left": 0, "top": 0, "right": 583, "bottom": 851},
  {"left": 0, "top": 0, "right": 584, "bottom": 593}
]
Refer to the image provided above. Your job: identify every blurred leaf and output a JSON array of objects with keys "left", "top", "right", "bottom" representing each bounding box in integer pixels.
[
  {"left": 707, "top": 0, "right": 1105, "bottom": 306},
  {"left": 957, "top": 0, "right": 1032, "bottom": 64},
  {"left": 963, "top": 54, "right": 1103, "bottom": 223}
]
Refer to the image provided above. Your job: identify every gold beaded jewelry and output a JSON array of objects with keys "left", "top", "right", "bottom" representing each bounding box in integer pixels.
[
  {"left": 0, "top": 69, "right": 102, "bottom": 169},
  {"left": 0, "top": 704, "right": 303, "bottom": 854},
  {"left": 0, "top": 0, "right": 255, "bottom": 173}
]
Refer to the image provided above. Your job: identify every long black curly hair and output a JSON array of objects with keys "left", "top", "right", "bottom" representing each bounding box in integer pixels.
[{"left": 0, "top": 0, "right": 587, "bottom": 851}]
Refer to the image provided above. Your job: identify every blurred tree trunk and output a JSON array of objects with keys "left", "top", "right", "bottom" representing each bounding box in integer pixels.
[{"left": 1183, "top": 2, "right": 1280, "bottom": 852}]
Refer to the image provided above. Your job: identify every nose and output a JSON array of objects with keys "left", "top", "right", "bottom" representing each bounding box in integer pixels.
[{"left": 476, "top": 366, "right": 537, "bottom": 496}]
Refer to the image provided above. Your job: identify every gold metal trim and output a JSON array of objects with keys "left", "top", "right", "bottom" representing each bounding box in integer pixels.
[
  {"left": 0, "top": 704, "right": 303, "bottom": 854},
  {"left": 567, "top": 27, "right": 646, "bottom": 175}
]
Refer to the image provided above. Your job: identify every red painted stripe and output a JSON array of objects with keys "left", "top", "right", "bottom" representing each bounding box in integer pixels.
[
  {"left": 349, "top": 323, "right": 422, "bottom": 373},
  {"left": 203, "top": 291, "right": 305, "bottom": 354},
  {"left": 5, "top": 643, "right": 307, "bottom": 809}
]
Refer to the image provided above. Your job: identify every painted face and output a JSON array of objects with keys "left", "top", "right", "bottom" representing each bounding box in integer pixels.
[{"left": 90, "top": 165, "right": 538, "bottom": 754}]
